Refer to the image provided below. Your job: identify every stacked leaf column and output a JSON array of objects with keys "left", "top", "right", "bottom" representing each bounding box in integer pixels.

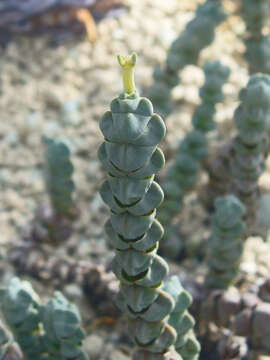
[
  {"left": 206, "top": 195, "right": 246, "bottom": 289},
  {"left": 241, "top": 0, "right": 270, "bottom": 74},
  {"left": 98, "top": 54, "right": 200, "bottom": 359},
  {"left": 231, "top": 75, "right": 270, "bottom": 221},
  {"left": 158, "top": 61, "right": 230, "bottom": 256},
  {"left": 32, "top": 136, "right": 77, "bottom": 244},
  {"left": 147, "top": 0, "right": 226, "bottom": 118}
]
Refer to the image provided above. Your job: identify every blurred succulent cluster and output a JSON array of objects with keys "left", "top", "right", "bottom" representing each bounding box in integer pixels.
[
  {"left": 147, "top": 0, "right": 226, "bottom": 117},
  {"left": 206, "top": 74, "right": 270, "bottom": 229},
  {"left": 158, "top": 61, "right": 230, "bottom": 257},
  {"left": 30, "top": 136, "right": 78, "bottom": 244},
  {"left": 0, "top": 278, "right": 88, "bottom": 360},
  {"left": 164, "top": 277, "right": 200, "bottom": 360},
  {"left": 231, "top": 75, "right": 270, "bottom": 219},
  {"left": 43, "top": 136, "right": 75, "bottom": 218},
  {"left": 206, "top": 195, "right": 246, "bottom": 289},
  {"left": 201, "top": 278, "right": 270, "bottom": 357},
  {"left": 241, "top": 0, "right": 270, "bottom": 74},
  {"left": 192, "top": 61, "right": 230, "bottom": 132}
]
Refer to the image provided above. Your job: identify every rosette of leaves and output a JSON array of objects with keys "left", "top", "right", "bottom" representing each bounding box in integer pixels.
[
  {"left": 231, "top": 74, "right": 270, "bottom": 220},
  {"left": 0, "top": 278, "right": 44, "bottom": 359},
  {"left": 241, "top": 0, "right": 270, "bottom": 74},
  {"left": 206, "top": 195, "right": 246, "bottom": 290},
  {"left": 192, "top": 61, "right": 230, "bottom": 132},
  {"left": 147, "top": 0, "right": 226, "bottom": 118},
  {"left": 164, "top": 277, "right": 200, "bottom": 360},
  {"left": 98, "top": 53, "right": 182, "bottom": 359},
  {"left": 41, "top": 292, "right": 88, "bottom": 360}
]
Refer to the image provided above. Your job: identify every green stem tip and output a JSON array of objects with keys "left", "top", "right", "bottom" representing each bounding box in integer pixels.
[{"left": 117, "top": 53, "right": 137, "bottom": 94}]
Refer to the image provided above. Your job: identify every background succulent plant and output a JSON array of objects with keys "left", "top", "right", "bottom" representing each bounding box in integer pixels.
[
  {"left": 43, "top": 136, "right": 75, "bottom": 218},
  {"left": 31, "top": 136, "right": 77, "bottom": 244},
  {"left": 241, "top": 0, "right": 270, "bottom": 74},
  {"left": 0, "top": 277, "right": 44, "bottom": 359},
  {"left": 201, "top": 281, "right": 270, "bottom": 357},
  {"left": 98, "top": 53, "right": 199, "bottom": 359},
  {"left": 41, "top": 291, "right": 88, "bottom": 360},
  {"left": 158, "top": 61, "right": 230, "bottom": 257},
  {"left": 205, "top": 74, "right": 270, "bottom": 228},
  {"left": 147, "top": 0, "right": 226, "bottom": 118},
  {"left": 231, "top": 74, "right": 270, "bottom": 222},
  {"left": 164, "top": 276, "right": 200, "bottom": 360},
  {"left": 0, "top": 278, "right": 88, "bottom": 360},
  {"left": 192, "top": 60, "right": 230, "bottom": 133},
  {"left": 205, "top": 195, "right": 246, "bottom": 290}
]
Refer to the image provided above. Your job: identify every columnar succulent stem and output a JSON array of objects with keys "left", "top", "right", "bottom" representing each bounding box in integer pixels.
[
  {"left": 147, "top": 0, "right": 226, "bottom": 118},
  {"left": 164, "top": 277, "right": 200, "bottom": 360},
  {"left": 230, "top": 75, "right": 270, "bottom": 228},
  {"left": 241, "top": 0, "right": 270, "bottom": 74},
  {"left": 192, "top": 61, "right": 230, "bottom": 133},
  {"left": 158, "top": 61, "right": 229, "bottom": 257},
  {"left": 43, "top": 136, "right": 75, "bottom": 218},
  {"left": 205, "top": 195, "right": 246, "bottom": 290},
  {"left": 32, "top": 136, "right": 77, "bottom": 244},
  {"left": 99, "top": 54, "right": 199, "bottom": 359},
  {"left": 205, "top": 74, "right": 270, "bottom": 222}
]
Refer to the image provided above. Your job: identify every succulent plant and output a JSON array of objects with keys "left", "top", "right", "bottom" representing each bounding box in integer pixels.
[
  {"left": 31, "top": 136, "right": 77, "bottom": 244},
  {"left": 164, "top": 276, "right": 200, "bottom": 360},
  {"left": 43, "top": 136, "right": 75, "bottom": 218},
  {"left": 0, "top": 277, "right": 44, "bottom": 359},
  {"left": 98, "top": 53, "right": 199, "bottom": 359},
  {"left": 241, "top": 0, "right": 269, "bottom": 35},
  {"left": 158, "top": 61, "right": 229, "bottom": 257},
  {"left": 9, "top": 239, "right": 119, "bottom": 317},
  {"left": 41, "top": 291, "right": 88, "bottom": 360},
  {"left": 192, "top": 61, "right": 230, "bottom": 132},
  {"left": 157, "top": 131, "right": 207, "bottom": 257},
  {"left": 205, "top": 74, "right": 270, "bottom": 221},
  {"left": 244, "top": 36, "right": 270, "bottom": 75},
  {"left": 0, "top": 278, "right": 88, "bottom": 360},
  {"left": 147, "top": 0, "right": 226, "bottom": 117},
  {"left": 206, "top": 195, "right": 246, "bottom": 290},
  {"left": 231, "top": 74, "right": 270, "bottom": 220},
  {"left": 202, "top": 286, "right": 270, "bottom": 357},
  {"left": 241, "top": 0, "right": 270, "bottom": 74}
]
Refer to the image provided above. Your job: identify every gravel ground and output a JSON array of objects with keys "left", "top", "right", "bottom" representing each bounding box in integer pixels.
[{"left": 1, "top": 0, "right": 270, "bottom": 358}]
